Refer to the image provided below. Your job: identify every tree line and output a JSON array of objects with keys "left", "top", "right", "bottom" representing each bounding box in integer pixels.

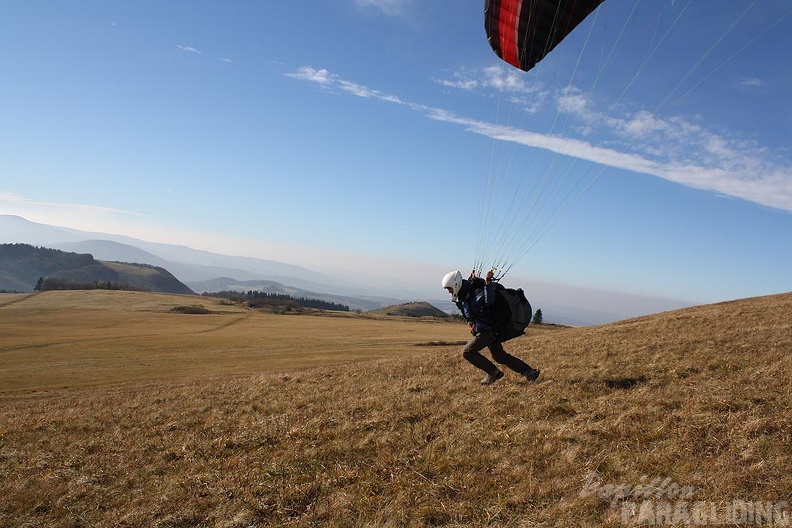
[
  {"left": 204, "top": 290, "right": 350, "bottom": 312},
  {"left": 34, "top": 277, "right": 147, "bottom": 292}
]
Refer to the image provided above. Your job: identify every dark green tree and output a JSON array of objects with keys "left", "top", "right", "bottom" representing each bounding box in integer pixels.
[
  {"left": 532, "top": 309, "right": 543, "bottom": 325},
  {"left": 34, "top": 277, "right": 44, "bottom": 291}
]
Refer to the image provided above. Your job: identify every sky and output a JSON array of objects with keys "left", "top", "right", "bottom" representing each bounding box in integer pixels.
[{"left": 1, "top": 0, "right": 791, "bottom": 311}]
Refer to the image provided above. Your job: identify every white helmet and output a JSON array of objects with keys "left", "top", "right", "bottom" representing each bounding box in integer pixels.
[{"left": 441, "top": 270, "right": 464, "bottom": 301}]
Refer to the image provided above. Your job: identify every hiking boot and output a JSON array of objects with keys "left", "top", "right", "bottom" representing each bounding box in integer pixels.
[
  {"left": 480, "top": 370, "right": 504, "bottom": 385},
  {"left": 523, "top": 368, "right": 540, "bottom": 382}
]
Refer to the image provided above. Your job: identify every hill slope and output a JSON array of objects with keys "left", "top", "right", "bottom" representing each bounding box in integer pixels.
[
  {"left": 0, "top": 292, "right": 789, "bottom": 526},
  {"left": 370, "top": 301, "right": 451, "bottom": 318},
  {"left": 0, "top": 243, "right": 193, "bottom": 294}
]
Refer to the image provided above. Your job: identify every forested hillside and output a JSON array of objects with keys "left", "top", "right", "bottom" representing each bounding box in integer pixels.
[{"left": 0, "top": 244, "right": 193, "bottom": 294}]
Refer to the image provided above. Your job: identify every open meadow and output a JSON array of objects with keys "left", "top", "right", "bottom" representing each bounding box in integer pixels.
[
  {"left": 0, "top": 290, "right": 790, "bottom": 527},
  {"left": 0, "top": 291, "right": 468, "bottom": 394}
]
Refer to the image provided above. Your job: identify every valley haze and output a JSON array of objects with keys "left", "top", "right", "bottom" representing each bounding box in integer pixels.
[{"left": 1, "top": 214, "right": 691, "bottom": 324}]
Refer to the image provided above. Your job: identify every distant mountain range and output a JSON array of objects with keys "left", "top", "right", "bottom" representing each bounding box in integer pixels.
[
  {"left": 0, "top": 215, "right": 694, "bottom": 324},
  {"left": 0, "top": 215, "right": 411, "bottom": 311},
  {"left": 0, "top": 215, "right": 351, "bottom": 287}
]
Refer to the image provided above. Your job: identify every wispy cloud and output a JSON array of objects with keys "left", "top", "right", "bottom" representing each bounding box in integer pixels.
[
  {"left": 286, "top": 66, "right": 334, "bottom": 85},
  {"left": 176, "top": 44, "right": 201, "bottom": 54},
  {"left": 352, "top": 0, "right": 410, "bottom": 17},
  {"left": 0, "top": 192, "right": 263, "bottom": 257},
  {"left": 434, "top": 65, "right": 548, "bottom": 113},
  {"left": 175, "top": 44, "right": 232, "bottom": 63},
  {"left": 738, "top": 76, "right": 765, "bottom": 88},
  {"left": 286, "top": 67, "right": 413, "bottom": 106},
  {"left": 434, "top": 66, "right": 541, "bottom": 95},
  {"left": 287, "top": 65, "right": 792, "bottom": 212},
  {"left": 0, "top": 192, "right": 149, "bottom": 236}
]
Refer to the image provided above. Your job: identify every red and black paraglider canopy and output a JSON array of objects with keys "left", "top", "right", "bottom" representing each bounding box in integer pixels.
[{"left": 484, "top": 0, "right": 606, "bottom": 72}]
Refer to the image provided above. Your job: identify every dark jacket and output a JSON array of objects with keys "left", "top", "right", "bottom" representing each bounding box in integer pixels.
[{"left": 455, "top": 279, "right": 496, "bottom": 335}]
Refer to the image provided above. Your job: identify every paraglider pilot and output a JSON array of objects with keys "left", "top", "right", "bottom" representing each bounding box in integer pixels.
[{"left": 442, "top": 269, "right": 540, "bottom": 385}]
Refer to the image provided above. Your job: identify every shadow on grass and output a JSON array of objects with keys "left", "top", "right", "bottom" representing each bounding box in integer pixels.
[
  {"left": 603, "top": 375, "right": 648, "bottom": 390},
  {"left": 414, "top": 341, "right": 468, "bottom": 347}
]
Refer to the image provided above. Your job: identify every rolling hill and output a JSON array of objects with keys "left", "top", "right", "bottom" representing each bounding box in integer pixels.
[
  {"left": 369, "top": 301, "right": 451, "bottom": 318},
  {"left": 0, "top": 243, "right": 193, "bottom": 294}
]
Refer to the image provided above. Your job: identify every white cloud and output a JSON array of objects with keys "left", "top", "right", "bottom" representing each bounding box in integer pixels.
[
  {"left": 434, "top": 78, "right": 479, "bottom": 91},
  {"left": 176, "top": 44, "right": 201, "bottom": 54},
  {"left": 435, "top": 65, "right": 541, "bottom": 96},
  {"left": 482, "top": 65, "right": 538, "bottom": 94},
  {"left": 285, "top": 66, "right": 335, "bottom": 85},
  {"left": 556, "top": 87, "right": 594, "bottom": 122},
  {"left": 338, "top": 80, "right": 384, "bottom": 99},
  {"left": 433, "top": 66, "right": 548, "bottom": 115},
  {"left": 220, "top": 57, "right": 233, "bottom": 63},
  {"left": 286, "top": 66, "right": 419, "bottom": 111},
  {"left": 739, "top": 76, "right": 765, "bottom": 88},
  {"left": 287, "top": 66, "right": 792, "bottom": 212},
  {"left": 353, "top": 0, "right": 410, "bottom": 17}
]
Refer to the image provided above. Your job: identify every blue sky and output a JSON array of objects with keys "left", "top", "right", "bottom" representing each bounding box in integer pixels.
[{"left": 2, "top": 0, "right": 791, "bottom": 309}]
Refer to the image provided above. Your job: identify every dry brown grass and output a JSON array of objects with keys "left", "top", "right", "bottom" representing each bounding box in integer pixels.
[
  {"left": 0, "top": 290, "right": 790, "bottom": 527},
  {"left": 0, "top": 291, "right": 465, "bottom": 393}
]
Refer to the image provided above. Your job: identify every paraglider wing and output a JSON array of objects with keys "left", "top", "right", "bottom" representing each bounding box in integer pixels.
[{"left": 484, "top": 0, "right": 606, "bottom": 72}]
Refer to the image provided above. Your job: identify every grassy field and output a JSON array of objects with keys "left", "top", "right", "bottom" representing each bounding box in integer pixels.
[
  {"left": 0, "top": 290, "right": 790, "bottom": 527},
  {"left": 0, "top": 291, "right": 468, "bottom": 394}
]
